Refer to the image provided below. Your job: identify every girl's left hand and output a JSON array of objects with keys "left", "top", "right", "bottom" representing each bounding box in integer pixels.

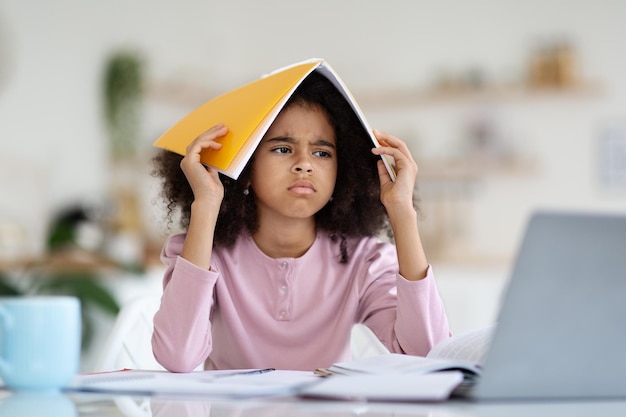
[{"left": 371, "top": 129, "right": 418, "bottom": 211}]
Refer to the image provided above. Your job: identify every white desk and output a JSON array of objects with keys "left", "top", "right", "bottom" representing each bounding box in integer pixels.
[{"left": 2, "top": 390, "right": 626, "bottom": 417}]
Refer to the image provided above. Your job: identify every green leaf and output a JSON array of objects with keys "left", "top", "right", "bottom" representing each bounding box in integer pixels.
[
  {"left": 33, "top": 273, "right": 120, "bottom": 316},
  {"left": 0, "top": 277, "right": 22, "bottom": 295},
  {"left": 47, "top": 221, "right": 77, "bottom": 249},
  {"left": 80, "top": 308, "right": 95, "bottom": 352},
  {"left": 74, "top": 279, "right": 120, "bottom": 316}
]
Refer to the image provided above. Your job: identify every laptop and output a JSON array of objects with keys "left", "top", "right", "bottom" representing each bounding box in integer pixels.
[{"left": 462, "top": 210, "right": 626, "bottom": 401}]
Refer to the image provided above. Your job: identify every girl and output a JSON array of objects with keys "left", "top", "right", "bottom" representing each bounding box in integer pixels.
[{"left": 151, "top": 71, "right": 450, "bottom": 372}]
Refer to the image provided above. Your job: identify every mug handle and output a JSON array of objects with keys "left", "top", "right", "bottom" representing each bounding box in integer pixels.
[{"left": 0, "top": 306, "right": 14, "bottom": 376}]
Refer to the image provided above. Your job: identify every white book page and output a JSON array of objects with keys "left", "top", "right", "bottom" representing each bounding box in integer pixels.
[
  {"left": 69, "top": 369, "right": 318, "bottom": 398},
  {"left": 323, "top": 352, "right": 479, "bottom": 376},
  {"left": 426, "top": 324, "right": 495, "bottom": 365},
  {"left": 300, "top": 371, "right": 464, "bottom": 402},
  {"left": 316, "top": 61, "right": 397, "bottom": 182}
]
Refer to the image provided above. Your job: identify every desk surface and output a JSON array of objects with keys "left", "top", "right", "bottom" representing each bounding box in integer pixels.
[{"left": 2, "top": 390, "right": 626, "bottom": 417}]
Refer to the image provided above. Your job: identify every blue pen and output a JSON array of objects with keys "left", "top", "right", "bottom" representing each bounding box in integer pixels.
[
  {"left": 242, "top": 368, "right": 275, "bottom": 375},
  {"left": 211, "top": 368, "right": 276, "bottom": 380}
]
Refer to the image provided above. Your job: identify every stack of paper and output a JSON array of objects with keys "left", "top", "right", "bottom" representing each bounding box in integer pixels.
[
  {"left": 68, "top": 352, "right": 483, "bottom": 402},
  {"left": 299, "top": 371, "right": 464, "bottom": 402},
  {"left": 68, "top": 369, "right": 319, "bottom": 399}
]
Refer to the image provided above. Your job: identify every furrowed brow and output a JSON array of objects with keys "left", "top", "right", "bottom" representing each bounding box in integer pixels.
[
  {"left": 265, "top": 136, "right": 295, "bottom": 144},
  {"left": 313, "top": 139, "right": 336, "bottom": 149}
]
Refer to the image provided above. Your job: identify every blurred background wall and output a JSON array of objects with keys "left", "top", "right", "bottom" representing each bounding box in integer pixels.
[{"left": 1, "top": 0, "right": 626, "bottom": 349}]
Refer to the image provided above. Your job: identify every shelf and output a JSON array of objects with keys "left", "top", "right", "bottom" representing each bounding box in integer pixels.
[
  {"left": 0, "top": 249, "right": 122, "bottom": 274},
  {"left": 417, "top": 155, "right": 540, "bottom": 183},
  {"left": 146, "top": 80, "right": 221, "bottom": 108},
  {"left": 356, "top": 81, "right": 604, "bottom": 109},
  {"left": 146, "top": 77, "right": 604, "bottom": 110}
]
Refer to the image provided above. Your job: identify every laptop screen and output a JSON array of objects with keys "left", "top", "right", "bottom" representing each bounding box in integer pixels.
[{"left": 473, "top": 211, "right": 626, "bottom": 400}]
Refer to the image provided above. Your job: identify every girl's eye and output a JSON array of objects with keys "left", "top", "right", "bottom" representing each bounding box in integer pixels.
[
  {"left": 272, "top": 146, "right": 291, "bottom": 154},
  {"left": 313, "top": 150, "right": 332, "bottom": 158}
]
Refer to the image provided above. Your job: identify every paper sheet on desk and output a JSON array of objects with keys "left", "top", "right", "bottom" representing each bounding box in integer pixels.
[
  {"left": 299, "top": 371, "right": 464, "bottom": 402},
  {"left": 68, "top": 369, "right": 320, "bottom": 398}
]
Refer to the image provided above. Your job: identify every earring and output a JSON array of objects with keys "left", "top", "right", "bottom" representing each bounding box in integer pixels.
[
  {"left": 329, "top": 196, "right": 334, "bottom": 203},
  {"left": 243, "top": 187, "right": 250, "bottom": 196}
]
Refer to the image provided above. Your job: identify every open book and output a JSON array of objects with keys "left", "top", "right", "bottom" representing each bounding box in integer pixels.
[
  {"left": 317, "top": 325, "right": 494, "bottom": 378},
  {"left": 316, "top": 352, "right": 481, "bottom": 379},
  {"left": 153, "top": 58, "right": 396, "bottom": 180},
  {"left": 427, "top": 324, "right": 494, "bottom": 365},
  {"left": 302, "top": 325, "right": 495, "bottom": 401}
]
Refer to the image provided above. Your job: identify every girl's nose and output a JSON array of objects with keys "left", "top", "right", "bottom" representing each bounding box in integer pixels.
[{"left": 292, "top": 154, "right": 313, "bottom": 174}]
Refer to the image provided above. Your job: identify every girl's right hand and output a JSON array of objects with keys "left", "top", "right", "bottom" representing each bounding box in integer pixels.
[{"left": 180, "top": 123, "right": 228, "bottom": 206}]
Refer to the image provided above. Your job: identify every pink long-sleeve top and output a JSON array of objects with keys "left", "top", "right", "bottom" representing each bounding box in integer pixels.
[{"left": 152, "top": 230, "right": 450, "bottom": 372}]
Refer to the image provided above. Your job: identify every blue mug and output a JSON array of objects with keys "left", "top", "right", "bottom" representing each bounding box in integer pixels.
[{"left": 0, "top": 296, "right": 81, "bottom": 391}]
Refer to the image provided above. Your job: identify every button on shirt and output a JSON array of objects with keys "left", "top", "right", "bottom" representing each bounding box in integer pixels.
[{"left": 152, "top": 231, "right": 450, "bottom": 372}]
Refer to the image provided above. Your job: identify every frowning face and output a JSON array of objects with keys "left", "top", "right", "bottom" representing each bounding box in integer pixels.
[{"left": 250, "top": 102, "right": 337, "bottom": 224}]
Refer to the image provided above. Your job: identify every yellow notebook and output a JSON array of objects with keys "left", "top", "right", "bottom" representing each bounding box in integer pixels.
[{"left": 153, "top": 58, "right": 396, "bottom": 181}]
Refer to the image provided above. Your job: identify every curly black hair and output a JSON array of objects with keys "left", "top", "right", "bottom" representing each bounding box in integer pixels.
[{"left": 152, "top": 70, "right": 399, "bottom": 263}]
